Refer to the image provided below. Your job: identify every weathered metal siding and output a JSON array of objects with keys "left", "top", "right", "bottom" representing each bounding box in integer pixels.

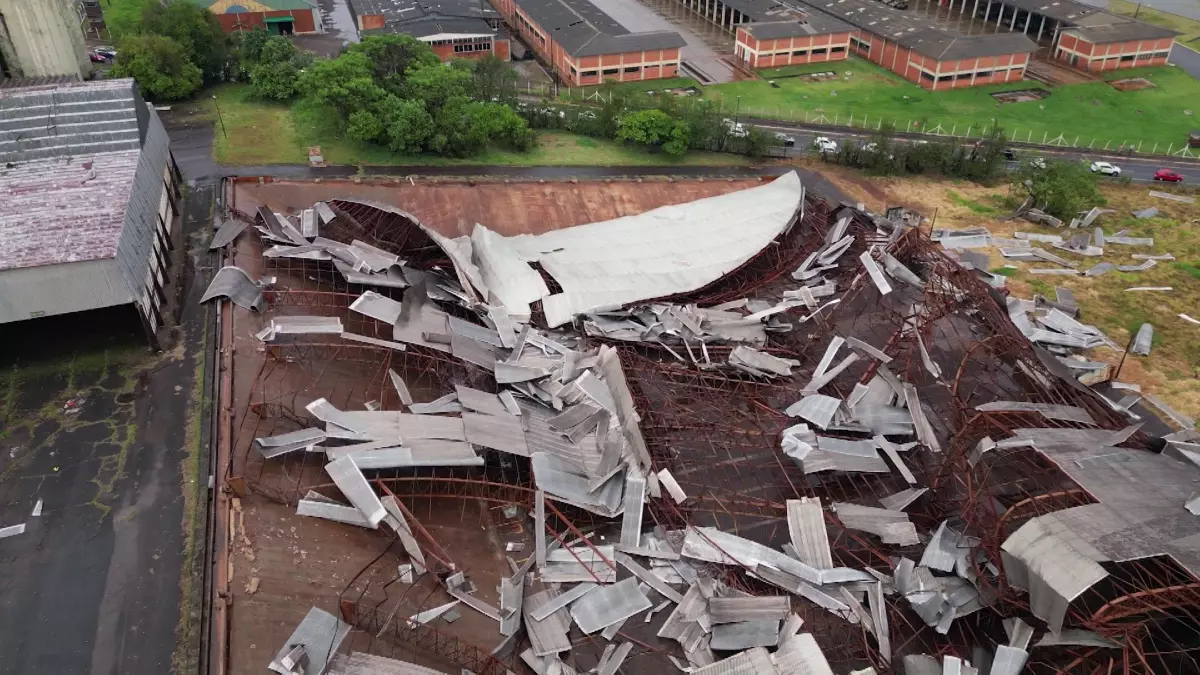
[
  {"left": 114, "top": 108, "right": 171, "bottom": 316},
  {"left": 0, "top": 0, "right": 89, "bottom": 79},
  {"left": 0, "top": 79, "right": 141, "bottom": 163},
  {"left": 0, "top": 259, "right": 133, "bottom": 323}
]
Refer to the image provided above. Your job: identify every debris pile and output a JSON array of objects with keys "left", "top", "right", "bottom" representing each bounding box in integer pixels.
[{"left": 222, "top": 173, "right": 1199, "bottom": 675}]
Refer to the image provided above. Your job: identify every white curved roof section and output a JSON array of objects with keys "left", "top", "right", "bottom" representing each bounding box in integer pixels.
[{"left": 471, "top": 171, "right": 805, "bottom": 326}]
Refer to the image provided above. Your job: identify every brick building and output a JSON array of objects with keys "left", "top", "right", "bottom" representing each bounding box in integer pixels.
[
  {"left": 793, "top": 0, "right": 1036, "bottom": 89},
  {"left": 734, "top": 16, "right": 854, "bottom": 69},
  {"left": 348, "top": 0, "right": 511, "bottom": 60},
  {"left": 193, "top": 0, "right": 322, "bottom": 34},
  {"left": 936, "top": 0, "right": 1177, "bottom": 73},
  {"left": 489, "top": 0, "right": 685, "bottom": 86},
  {"left": 1055, "top": 19, "right": 1175, "bottom": 71}
]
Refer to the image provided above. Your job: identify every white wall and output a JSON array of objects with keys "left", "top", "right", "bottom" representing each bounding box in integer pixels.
[{"left": 0, "top": 0, "right": 89, "bottom": 79}]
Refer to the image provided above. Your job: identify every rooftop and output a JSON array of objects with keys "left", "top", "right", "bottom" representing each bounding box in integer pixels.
[
  {"left": 191, "top": 0, "right": 318, "bottom": 10},
  {"left": 798, "top": 0, "right": 1038, "bottom": 60},
  {"left": 514, "top": 0, "right": 686, "bottom": 56},
  {"left": 0, "top": 151, "right": 141, "bottom": 271},
  {"left": 741, "top": 12, "right": 853, "bottom": 39},
  {"left": 347, "top": 0, "right": 499, "bottom": 23},
  {"left": 363, "top": 16, "right": 497, "bottom": 37},
  {"left": 0, "top": 78, "right": 142, "bottom": 164},
  {"left": 1064, "top": 11, "right": 1179, "bottom": 42}
]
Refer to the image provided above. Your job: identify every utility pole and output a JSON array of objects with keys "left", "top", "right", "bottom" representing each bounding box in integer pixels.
[{"left": 212, "top": 95, "right": 227, "bottom": 139}]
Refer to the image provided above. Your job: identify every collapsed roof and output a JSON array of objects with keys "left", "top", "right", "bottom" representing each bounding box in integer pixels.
[{"left": 223, "top": 174, "right": 1200, "bottom": 675}]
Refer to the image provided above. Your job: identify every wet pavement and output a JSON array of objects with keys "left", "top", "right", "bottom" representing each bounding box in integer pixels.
[
  {"left": 1170, "top": 43, "right": 1200, "bottom": 79},
  {"left": 293, "top": 0, "right": 359, "bottom": 56},
  {"left": 584, "top": 0, "right": 737, "bottom": 82}
]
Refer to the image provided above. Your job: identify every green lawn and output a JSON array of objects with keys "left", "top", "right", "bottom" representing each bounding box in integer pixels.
[
  {"left": 697, "top": 57, "right": 1200, "bottom": 151},
  {"left": 208, "top": 84, "right": 749, "bottom": 167}
]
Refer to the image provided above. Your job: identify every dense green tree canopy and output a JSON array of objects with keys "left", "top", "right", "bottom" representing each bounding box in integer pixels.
[
  {"left": 111, "top": 34, "right": 203, "bottom": 100},
  {"left": 1013, "top": 160, "right": 1105, "bottom": 220},
  {"left": 616, "top": 109, "right": 690, "bottom": 155}
]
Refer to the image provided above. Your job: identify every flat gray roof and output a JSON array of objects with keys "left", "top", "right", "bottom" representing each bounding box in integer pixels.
[
  {"left": 515, "top": 0, "right": 685, "bottom": 56},
  {"left": 797, "top": 0, "right": 1037, "bottom": 60},
  {"left": 1065, "top": 11, "right": 1179, "bottom": 43},
  {"left": 742, "top": 13, "right": 853, "bottom": 39},
  {"left": 347, "top": 0, "right": 499, "bottom": 23}
]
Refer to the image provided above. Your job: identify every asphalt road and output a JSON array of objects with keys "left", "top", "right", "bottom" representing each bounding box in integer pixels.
[{"left": 753, "top": 122, "right": 1200, "bottom": 184}]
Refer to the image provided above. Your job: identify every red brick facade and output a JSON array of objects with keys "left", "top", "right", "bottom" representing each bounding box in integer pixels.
[
  {"left": 489, "top": 0, "right": 680, "bottom": 85},
  {"left": 1055, "top": 34, "right": 1172, "bottom": 71},
  {"left": 734, "top": 28, "right": 852, "bottom": 68},
  {"left": 734, "top": 26, "right": 1028, "bottom": 89},
  {"left": 426, "top": 36, "right": 511, "bottom": 61},
  {"left": 215, "top": 9, "right": 319, "bottom": 34}
]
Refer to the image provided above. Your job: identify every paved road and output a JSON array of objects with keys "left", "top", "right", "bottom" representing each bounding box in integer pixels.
[
  {"left": 584, "top": 0, "right": 736, "bottom": 82},
  {"left": 1170, "top": 43, "right": 1200, "bottom": 80},
  {"left": 754, "top": 122, "right": 1200, "bottom": 183}
]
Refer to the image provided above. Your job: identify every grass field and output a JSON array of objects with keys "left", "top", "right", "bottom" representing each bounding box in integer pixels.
[
  {"left": 703, "top": 58, "right": 1200, "bottom": 150},
  {"left": 566, "top": 56, "right": 1200, "bottom": 151},
  {"left": 207, "top": 84, "right": 750, "bottom": 167},
  {"left": 1108, "top": 0, "right": 1200, "bottom": 45},
  {"left": 820, "top": 169, "right": 1200, "bottom": 420}
]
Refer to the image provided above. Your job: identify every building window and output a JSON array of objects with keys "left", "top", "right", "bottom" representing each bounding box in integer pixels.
[
  {"left": 811, "top": 47, "right": 827, "bottom": 55},
  {"left": 955, "top": 72, "right": 971, "bottom": 80},
  {"left": 581, "top": 70, "right": 598, "bottom": 77},
  {"left": 570, "top": 66, "right": 578, "bottom": 75},
  {"left": 602, "top": 67, "right": 620, "bottom": 75},
  {"left": 1151, "top": 51, "right": 1169, "bottom": 58},
  {"left": 850, "top": 36, "right": 870, "bottom": 54},
  {"left": 1120, "top": 54, "right": 1135, "bottom": 62},
  {"left": 624, "top": 66, "right": 640, "bottom": 73},
  {"left": 831, "top": 46, "right": 846, "bottom": 54},
  {"left": 920, "top": 71, "right": 935, "bottom": 81},
  {"left": 454, "top": 41, "right": 491, "bottom": 53},
  {"left": 792, "top": 49, "right": 808, "bottom": 56},
  {"left": 976, "top": 70, "right": 992, "bottom": 78},
  {"left": 937, "top": 74, "right": 953, "bottom": 82}
]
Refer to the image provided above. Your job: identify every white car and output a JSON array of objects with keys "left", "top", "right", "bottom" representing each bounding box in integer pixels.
[
  {"left": 813, "top": 136, "right": 838, "bottom": 153},
  {"left": 1090, "top": 161, "right": 1121, "bottom": 176},
  {"left": 1029, "top": 158, "right": 1046, "bottom": 170},
  {"left": 723, "top": 118, "right": 748, "bottom": 138}
]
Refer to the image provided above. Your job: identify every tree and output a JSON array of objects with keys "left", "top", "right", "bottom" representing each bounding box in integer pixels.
[
  {"left": 249, "top": 36, "right": 311, "bottom": 100},
  {"left": 140, "top": 0, "right": 230, "bottom": 80},
  {"left": 346, "top": 109, "right": 385, "bottom": 144},
  {"left": 384, "top": 99, "right": 436, "bottom": 154},
  {"left": 347, "top": 35, "right": 440, "bottom": 95},
  {"left": 298, "top": 52, "right": 389, "bottom": 120},
  {"left": 470, "top": 56, "right": 518, "bottom": 103},
  {"left": 233, "top": 29, "right": 273, "bottom": 80},
  {"left": 1012, "top": 160, "right": 1104, "bottom": 220},
  {"left": 111, "top": 35, "right": 203, "bottom": 100},
  {"left": 616, "top": 109, "right": 689, "bottom": 155},
  {"left": 403, "top": 62, "right": 472, "bottom": 113}
]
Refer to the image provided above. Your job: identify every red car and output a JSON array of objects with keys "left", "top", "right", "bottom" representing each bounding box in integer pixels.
[{"left": 1153, "top": 169, "right": 1184, "bottom": 183}]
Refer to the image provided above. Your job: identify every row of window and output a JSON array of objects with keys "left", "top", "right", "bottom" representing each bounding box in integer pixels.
[
  {"left": 514, "top": 12, "right": 546, "bottom": 46},
  {"left": 918, "top": 67, "right": 1021, "bottom": 83},
  {"left": 453, "top": 42, "right": 492, "bottom": 53},
  {"left": 571, "top": 63, "right": 678, "bottom": 78},
  {"left": 850, "top": 36, "right": 870, "bottom": 55},
  {"left": 761, "top": 45, "right": 846, "bottom": 58},
  {"left": 1091, "top": 50, "right": 1170, "bottom": 61}
]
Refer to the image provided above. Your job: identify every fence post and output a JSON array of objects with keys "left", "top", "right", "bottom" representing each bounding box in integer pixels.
[
  {"left": 1028, "top": 130, "right": 1032, "bottom": 142},
  {"left": 835, "top": 114, "right": 839, "bottom": 125},
  {"left": 966, "top": 125, "right": 971, "bottom": 137},
  {"left": 1042, "top": 132, "right": 1047, "bottom": 143},
  {"left": 849, "top": 113, "right": 854, "bottom": 127},
  {"left": 1104, "top": 140, "right": 1110, "bottom": 150},
  {"left": 805, "top": 111, "right": 809, "bottom": 122},
  {"left": 1167, "top": 143, "right": 1173, "bottom": 154},
  {"left": 1089, "top": 139, "right": 1094, "bottom": 148},
  {"left": 1152, "top": 142, "right": 1158, "bottom": 154},
  {"left": 952, "top": 124, "right": 956, "bottom": 136}
]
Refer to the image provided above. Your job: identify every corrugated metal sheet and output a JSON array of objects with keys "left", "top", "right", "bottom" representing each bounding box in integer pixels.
[
  {"left": 113, "top": 107, "right": 170, "bottom": 307},
  {"left": 709, "top": 597, "right": 790, "bottom": 624},
  {"left": 786, "top": 498, "right": 833, "bottom": 569},
  {"left": 0, "top": 259, "right": 133, "bottom": 324},
  {"left": 569, "top": 577, "right": 651, "bottom": 634},
  {"left": 327, "top": 652, "right": 450, "bottom": 675},
  {"left": 693, "top": 647, "right": 778, "bottom": 675},
  {"left": 268, "top": 607, "right": 350, "bottom": 675}
]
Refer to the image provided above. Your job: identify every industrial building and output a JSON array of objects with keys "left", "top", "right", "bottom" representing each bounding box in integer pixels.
[
  {"left": 489, "top": 0, "right": 685, "bottom": 85},
  {"left": 193, "top": 0, "right": 322, "bottom": 34},
  {"left": 938, "top": 0, "right": 1177, "bottom": 73},
  {"left": 0, "top": 0, "right": 90, "bottom": 80},
  {"left": 734, "top": 14, "right": 854, "bottom": 69},
  {"left": 204, "top": 168, "right": 1200, "bottom": 674},
  {"left": 0, "top": 79, "right": 181, "bottom": 345},
  {"left": 348, "top": 0, "right": 511, "bottom": 61}
]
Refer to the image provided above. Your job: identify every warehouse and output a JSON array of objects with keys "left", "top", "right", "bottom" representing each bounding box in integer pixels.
[
  {"left": 489, "top": 0, "right": 686, "bottom": 86},
  {"left": 348, "top": 0, "right": 511, "bottom": 60},
  {"left": 734, "top": 14, "right": 854, "bottom": 69},
  {"left": 798, "top": 0, "right": 1036, "bottom": 89},
  {"left": 0, "top": 79, "right": 181, "bottom": 345},
  {"left": 193, "top": 0, "right": 322, "bottom": 34}
]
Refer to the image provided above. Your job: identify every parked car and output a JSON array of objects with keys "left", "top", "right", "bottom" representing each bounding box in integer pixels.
[
  {"left": 774, "top": 132, "right": 795, "bottom": 147},
  {"left": 813, "top": 136, "right": 838, "bottom": 153},
  {"left": 94, "top": 46, "right": 117, "bottom": 59},
  {"left": 1029, "top": 157, "right": 1046, "bottom": 170},
  {"left": 1001, "top": 148, "right": 1017, "bottom": 160},
  {"left": 723, "top": 118, "right": 748, "bottom": 138},
  {"left": 1090, "top": 161, "right": 1121, "bottom": 176},
  {"left": 87, "top": 50, "right": 107, "bottom": 63},
  {"left": 1153, "top": 169, "right": 1184, "bottom": 183}
]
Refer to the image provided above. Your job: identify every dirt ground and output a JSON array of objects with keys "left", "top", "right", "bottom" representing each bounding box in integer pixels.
[
  {"left": 231, "top": 176, "right": 766, "bottom": 237},
  {"left": 824, "top": 168, "right": 1200, "bottom": 421}
]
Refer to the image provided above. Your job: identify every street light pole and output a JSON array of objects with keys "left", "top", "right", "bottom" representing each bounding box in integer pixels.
[{"left": 212, "top": 95, "right": 227, "bottom": 140}]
